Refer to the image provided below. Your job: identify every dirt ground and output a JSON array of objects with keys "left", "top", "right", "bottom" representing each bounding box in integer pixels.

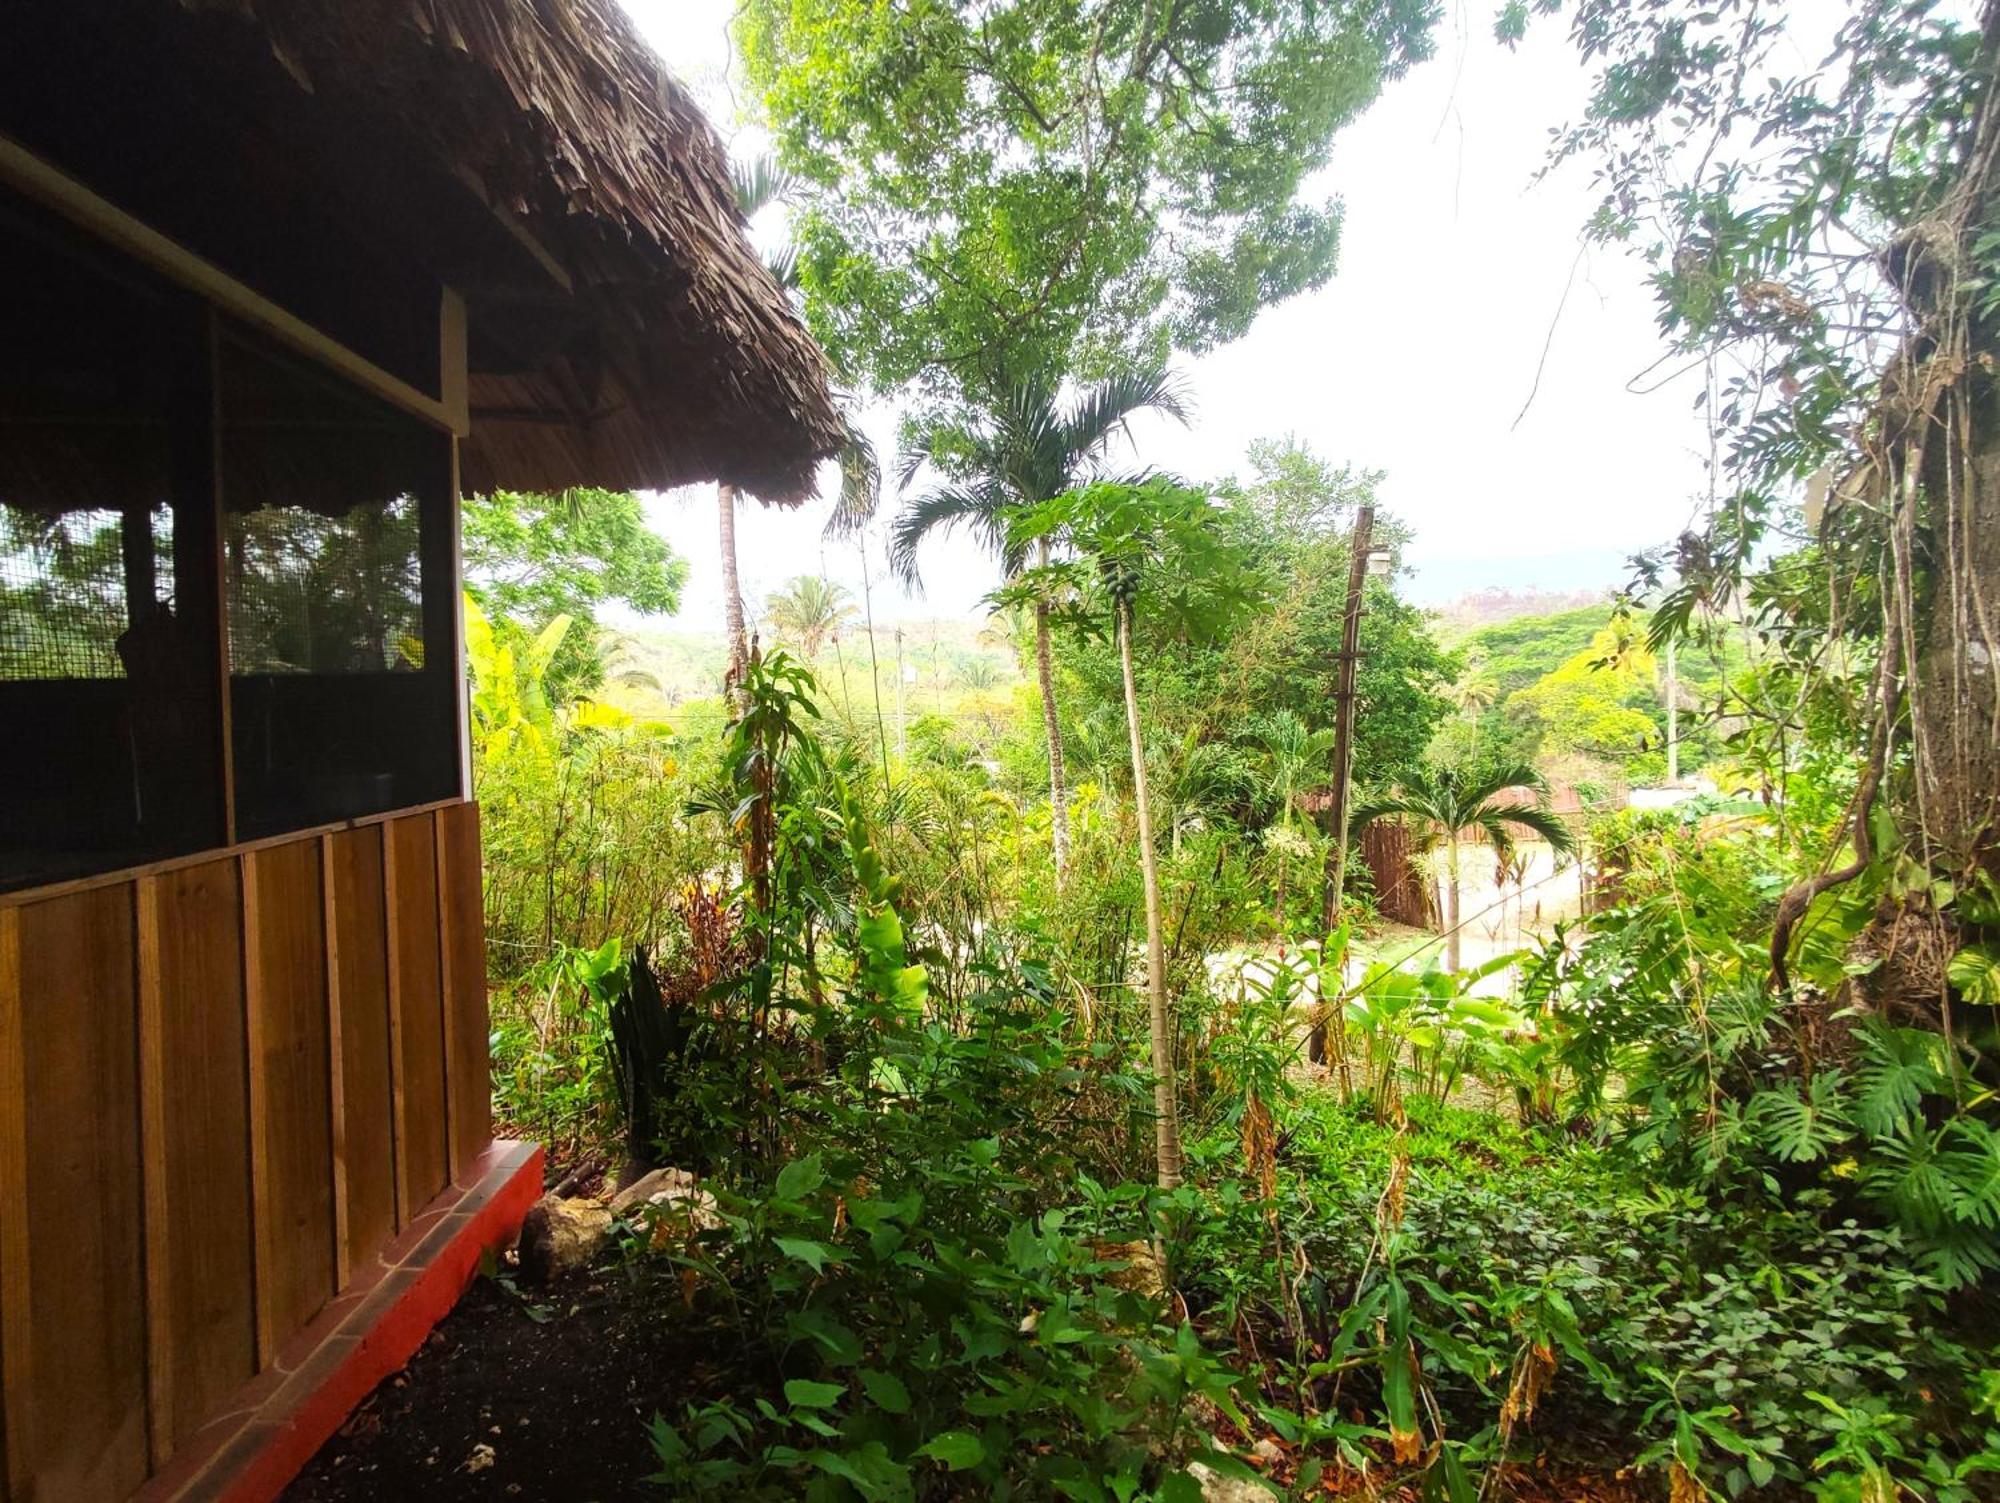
[{"left": 286, "top": 1266, "right": 723, "bottom": 1502}]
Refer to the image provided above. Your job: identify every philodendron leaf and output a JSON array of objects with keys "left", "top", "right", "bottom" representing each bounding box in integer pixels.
[{"left": 1948, "top": 943, "right": 2000, "bottom": 1004}]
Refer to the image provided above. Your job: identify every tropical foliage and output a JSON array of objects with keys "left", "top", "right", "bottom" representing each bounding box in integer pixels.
[{"left": 442, "top": 3, "right": 2000, "bottom": 1500}]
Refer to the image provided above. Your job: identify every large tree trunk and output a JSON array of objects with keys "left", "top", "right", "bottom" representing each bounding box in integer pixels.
[
  {"left": 1035, "top": 538, "right": 1071, "bottom": 888},
  {"left": 1119, "top": 599, "right": 1182, "bottom": 1189},
  {"left": 719, "top": 483, "right": 749, "bottom": 707},
  {"left": 1921, "top": 405, "right": 2000, "bottom": 875},
  {"left": 1910, "top": 32, "right": 2000, "bottom": 879}
]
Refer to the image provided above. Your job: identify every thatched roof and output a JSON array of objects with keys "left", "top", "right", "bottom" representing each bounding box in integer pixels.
[{"left": 168, "top": 0, "right": 843, "bottom": 504}]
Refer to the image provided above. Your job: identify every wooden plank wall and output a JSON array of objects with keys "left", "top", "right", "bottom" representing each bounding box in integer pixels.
[{"left": 0, "top": 802, "right": 490, "bottom": 1502}]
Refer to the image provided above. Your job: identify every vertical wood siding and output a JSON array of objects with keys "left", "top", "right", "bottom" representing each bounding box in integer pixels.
[
  {"left": 244, "top": 840, "right": 337, "bottom": 1357},
  {"left": 138, "top": 860, "right": 256, "bottom": 1457},
  {"left": 6, "top": 887, "right": 147, "bottom": 1503},
  {"left": 326, "top": 828, "right": 398, "bottom": 1274},
  {"left": 437, "top": 803, "right": 490, "bottom": 1185},
  {"left": 385, "top": 814, "right": 450, "bottom": 1212},
  {"left": 0, "top": 802, "right": 489, "bottom": 1500}
]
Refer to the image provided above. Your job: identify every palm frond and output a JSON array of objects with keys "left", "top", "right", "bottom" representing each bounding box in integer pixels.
[
  {"left": 887, "top": 480, "right": 1012, "bottom": 588},
  {"left": 822, "top": 417, "right": 881, "bottom": 540},
  {"left": 1056, "top": 367, "right": 1192, "bottom": 468},
  {"left": 1486, "top": 804, "right": 1577, "bottom": 854},
  {"left": 764, "top": 241, "right": 801, "bottom": 293},
  {"left": 1450, "top": 760, "right": 1550, "bottom": 814},
  {"left": 1350, "top": 791, "right": 1434, "bottom": 834},
  {"left": 895, "top": 442, "right": 931, "bottom": 496},
  {"left": 730, "top": 153, "right": 797, "bottom": 218}
]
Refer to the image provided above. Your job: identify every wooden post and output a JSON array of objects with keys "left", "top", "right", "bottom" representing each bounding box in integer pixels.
[
  {"left": 0, "top": 905, "right": 32, "bottom": 1502},
  {"left": 1322, "top": 504, "right": 1375, "bottom": 930}
]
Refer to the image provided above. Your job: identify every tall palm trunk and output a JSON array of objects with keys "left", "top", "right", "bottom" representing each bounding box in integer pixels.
[
  {"left": 1118, "top": 598, "right": 1181, "bottom": 1189},
  {"left": 718, "top": 480, "right": 768, "bottom": 961},
  {"left": 1034, "top": 538, "right": 1071, "bottom": 887},
  {"left": 719, "top": 483, "right": 749, "bottom": 707},
  {"left": 1272, "top": 817, "right": 1289, "bottom": 941},
  {"left": 1445, "top": 837, "right": 1463, "bottom": 972}
]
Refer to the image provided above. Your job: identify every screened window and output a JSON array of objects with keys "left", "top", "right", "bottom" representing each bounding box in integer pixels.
[
  {"left": 0, "top": 195, "right": 223, "bottom": 890},
  {"left": 0, "top": 504, "right": 175, "bottom": 678},
  {"left": 220, "top": 331, "right": 459, "bottom": 840}
]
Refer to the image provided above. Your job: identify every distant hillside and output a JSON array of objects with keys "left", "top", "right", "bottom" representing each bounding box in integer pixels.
[
  {"left": 1431, "top": 586, "right": 1611, "bottom": 640},
  {"left": 1466, "top": 602, "right": 1622, "bottom": 696},
  {"left": 604, "top": 617, "right": 1022, "bottom": 710}
]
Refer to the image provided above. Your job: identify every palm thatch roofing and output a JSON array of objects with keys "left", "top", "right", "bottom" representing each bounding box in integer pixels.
[{"left": 155, "top": 0, "right": 843, "bottom": 504}]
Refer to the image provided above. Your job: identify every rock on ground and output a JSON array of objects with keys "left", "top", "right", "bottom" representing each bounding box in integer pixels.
[{"left": 515, "top": 1196, "right": 613, "bottom": 1284}]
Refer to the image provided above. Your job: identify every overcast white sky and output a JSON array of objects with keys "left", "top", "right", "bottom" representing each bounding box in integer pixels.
[{"left": 618, "top": 0, "right": 1725, "bottom": 624}]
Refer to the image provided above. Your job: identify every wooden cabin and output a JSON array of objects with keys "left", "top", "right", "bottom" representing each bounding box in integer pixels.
[{"left": 0, "top": 3, "right": 839, "bottom": 1497}]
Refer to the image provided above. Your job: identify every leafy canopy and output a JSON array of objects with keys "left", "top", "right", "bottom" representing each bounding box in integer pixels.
[
  {"left": 1216, "top": 442, "right": 1456, "bottom": 783},
  {"left": 737, "top": 0, "right": 1441, "bottom": 408},
  {"left": 462, "top": 488, "right": 687, "bottom": 695}
]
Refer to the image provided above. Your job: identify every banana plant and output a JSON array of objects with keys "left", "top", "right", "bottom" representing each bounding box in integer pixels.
[{"left": 465, "top": 591, "right": 572, "bottom": 764}]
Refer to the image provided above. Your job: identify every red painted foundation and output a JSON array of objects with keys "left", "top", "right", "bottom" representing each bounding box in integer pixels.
[{"left": 134, "top": 1139, "right": 544, "bottom": 1503}]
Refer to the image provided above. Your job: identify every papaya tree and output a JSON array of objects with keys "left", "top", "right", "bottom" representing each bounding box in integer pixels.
[{"left": 1006, "top": 478, "right": 1265, "bottom": 1189}]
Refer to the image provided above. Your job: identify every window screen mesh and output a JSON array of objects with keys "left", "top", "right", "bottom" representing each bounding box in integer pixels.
[
  {"left": 1, "top": 502, "right": 175, "bottom": 678},
  {"left": 225, "top": 496, "right": 423, "bottom": 674}
]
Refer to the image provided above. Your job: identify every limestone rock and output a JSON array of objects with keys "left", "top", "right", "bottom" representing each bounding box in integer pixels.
[
  {"left": 515, "top": 1195, "right": 612, "bottom": 1284},
  {"left": 609, "top": 1165, "right": 722, "bottom": 1239}
]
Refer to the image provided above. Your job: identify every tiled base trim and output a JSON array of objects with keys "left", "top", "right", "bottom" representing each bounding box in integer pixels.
[{"left": 134, "top": 1140, "right": 545, "bottom": 1503}]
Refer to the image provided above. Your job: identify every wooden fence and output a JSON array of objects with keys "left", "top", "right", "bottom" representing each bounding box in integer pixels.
[
  {"left": 0, "top": 800, "right": 490, "bottom": 1502},
  {"left": 1360, "top": 818, "right": 1436, "bottom": 929}
]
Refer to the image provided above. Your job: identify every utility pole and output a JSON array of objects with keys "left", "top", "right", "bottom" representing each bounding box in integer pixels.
[
  {"left": 894, "top": 626, "right": 907, "bottom": 763},
  {"left": 1665, "top": 637, "right": 1680, "bottom": 785},
  {"left": 1322, "top": 504, "right": 1375, "bottom": 930}
]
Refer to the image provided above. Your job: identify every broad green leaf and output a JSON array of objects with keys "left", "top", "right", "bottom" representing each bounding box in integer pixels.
[
  {"left": 859, "top": 1368, "right": 911, "bottom": 1414},
  {"left": 916, "top": 1430, "right": 985, "bottom": 1470},
  {"left": 774, "top": 1153, "right": 827, "bottom": 1202},
  {"left": 784, "top": 1378, "right": 847, "bottom": 1410},
  {"left": 775, "top": 1237, "right": 838, "bottom": 1274},
  {"left": 1948, "top": 943, "right": 2000, "bottom": 1004}
]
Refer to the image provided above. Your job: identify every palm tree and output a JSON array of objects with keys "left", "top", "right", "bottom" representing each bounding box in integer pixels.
[
  {"left": 1352, "top": 762, "right": 1576, "bottom": 972},
  {"left": 953, "top": 655, "right": 1002, "bottom": 690},
  {"left": 1253, "top": 711, "right": 1337, "bottom": 935},
  {"left": 763, "top": 575, "right": 859, "bottom": 657},
  {"left": 721, "top": 155, "right": 881, "bottom": 706},
  {"left": 1451, "top": 666, "right": 1498, "bottom": 720},
  {"left": 890, "top": 370, "right": 1190, "bottom": 887}
]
